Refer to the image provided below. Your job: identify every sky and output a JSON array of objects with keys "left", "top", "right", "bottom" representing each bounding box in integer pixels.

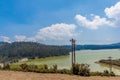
[{"left": 0, "top": 0, "right": 120, "bottom": 45}]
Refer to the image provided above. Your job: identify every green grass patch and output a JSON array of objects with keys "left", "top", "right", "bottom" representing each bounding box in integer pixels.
[{"left": 10, "top": 55, "right": 69, "bottom": 69}]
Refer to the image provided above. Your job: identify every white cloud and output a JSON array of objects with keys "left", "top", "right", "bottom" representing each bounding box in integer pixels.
[
  {"left": 14, "top": 35, "right": 36, "bottom": 42},
  {"left": 1, "top": 36, "right": 11, "bottom": 43},
  {"left": 14, "top": 35, "right": 26, "bottom": 42},
  {"left": 26, "top": 37, "right": 37, "bottom": 42},
  {"left": 34, "top": 23, "right": 76, "bottom": 41},
  {"left": 75, "top": 2, "right": 120, "bottom": 30},
  {"left": 75, "top": 14, "right": 114, "bottom": 30},
  {"left": 105, "top": 1, "right": 120, "bottom": 25},
  {"left": 13, "top": 23, "right": 76, "bottom": 43}
]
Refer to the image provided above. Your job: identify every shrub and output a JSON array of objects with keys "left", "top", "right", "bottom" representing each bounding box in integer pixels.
[
  {"left": 57, "top": 69, "right": 71, "bottom": 74},
  {"left": 10, "top": 67, "right": 21, "bottom": 71},
  {"left": 46, "top": 65, "right": 58, "bottom": 73},
  {"left": 3, "top": 64, "right": 10, "bottom": 70},
  {"left": 20, "top": 63, "right": 28, "bottom": 71},
  {"left": 37, "top": 64, "right": 49, "bottom": 73},
  {"left": 71, "top": 63, "right": 90, "bottom": 76},
  {"left": 20, "top": 64, "right": 39, "bottom": 72},
  {"left": 53, "top": 64, "right": 57, "bottom": 72},
  {"left": 0, "top": 66, "right": 2, "bottom": 70},
  {"left": 78, "top": 64, "right": 90, "bottom": 76},
  {"left": 101, "top": 70, "right": 115, "bottom": 76},
  {"left": 110, "top": 71, "right": 115, "bottom": 76},
  {"left": 26, "top": 65, "right": 38, "bottom": 72},
  {"left": 71, "top": 63, "right": 80, "bottom": 75},
  {"left": 43, "top": 64, "right": 48, "bottom": 70},
  {"left": 102, "top": 70, "right": 110, "bottom": 76},
  {"left": 90, "top": 72, "right": 102, "bottom": 76}
]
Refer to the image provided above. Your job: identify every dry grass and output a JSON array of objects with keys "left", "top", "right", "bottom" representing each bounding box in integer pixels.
[{"left": 0, "top": 70, "right": 120, "bottom": 80}]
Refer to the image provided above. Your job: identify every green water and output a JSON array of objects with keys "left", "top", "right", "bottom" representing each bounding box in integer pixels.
[
  {"left": 16, "top": 49, "right": 120, "bottom": 75},
  {"left": 75, "top": 49, "right": 120, "bottom": 75}
]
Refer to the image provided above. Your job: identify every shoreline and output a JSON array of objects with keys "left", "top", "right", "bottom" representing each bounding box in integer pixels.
[{"left": 95, "top": 62, "right": 120, "bottom": 70}]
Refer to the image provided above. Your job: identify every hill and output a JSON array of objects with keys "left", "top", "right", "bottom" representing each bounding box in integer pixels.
[
  {"left": 0, "top": 42, "right": 70, "bottom": 63},
  {"left": 0, "top": 42, "right": 9, "bottom": 46},
  {"left": 64, "top": 43, "right": 120, "bottom": 50}
]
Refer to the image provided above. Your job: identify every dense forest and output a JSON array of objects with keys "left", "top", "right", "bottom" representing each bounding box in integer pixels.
[
  {"left": 0, "top": 42, "right": 70, "bottom": 63},
  {"left": 64, "top": 43, "right": 120, "bottom": 50}
]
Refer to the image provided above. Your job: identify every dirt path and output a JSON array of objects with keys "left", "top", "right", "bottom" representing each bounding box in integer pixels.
[{"left": 0, "top": 70, "right": 120, "bottom": 80}]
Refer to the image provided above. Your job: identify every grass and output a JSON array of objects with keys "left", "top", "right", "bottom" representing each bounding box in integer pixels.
[
  {"left": 28, "top": 55, "right": 69, "bottom": 62},
  {"left": 10, "top": 55, "right": 69, "bottom": 70}
]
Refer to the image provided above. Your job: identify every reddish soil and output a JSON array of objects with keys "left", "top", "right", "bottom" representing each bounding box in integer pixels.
[{"left": 0, "top": 70, "right": 120, "bottom": 80}]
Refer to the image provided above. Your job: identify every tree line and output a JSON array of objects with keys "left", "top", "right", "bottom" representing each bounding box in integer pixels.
[
  {"left": 0, "top": 42, "right": 70, "bottom": 63},
  {"left": 64, "top": 42, "right": 120, "bottom": 50}
]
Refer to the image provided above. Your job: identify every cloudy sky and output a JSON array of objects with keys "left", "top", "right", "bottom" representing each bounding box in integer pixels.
[{"left": 0, "top": 0, "right": 120, "bottom": 45}]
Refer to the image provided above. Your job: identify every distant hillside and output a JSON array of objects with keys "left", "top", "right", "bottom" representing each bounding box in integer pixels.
[
  {"left": 0, "top": 42, "right": 70, "bottom": 63},
  {"left": 0, "top": 42, "right": 120, "bottom": 63},
  {"left": 64, "top": 43, "right": 120, "bottom": 50},
  {"left": 0, "top": 42, "right": 9, "bottom": 46}
]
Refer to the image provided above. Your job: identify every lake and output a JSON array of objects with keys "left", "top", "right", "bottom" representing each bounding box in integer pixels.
[{"left": 16, "top": 49, "right": 120, "bottom": 75}]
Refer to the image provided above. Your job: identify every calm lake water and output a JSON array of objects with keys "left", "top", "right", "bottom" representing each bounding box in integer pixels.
[{"left": 26, "top": 49, "right": 120, "bottom": 75}]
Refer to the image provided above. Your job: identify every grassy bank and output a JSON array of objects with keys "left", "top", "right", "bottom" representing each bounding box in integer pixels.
[
  {"left": 10, "top": 55, "right": 69, "bottom": 70},
  {"left": 2, "top": 63, "right": 115, "bottom": 77},
  {"left": 96, "top": 61, "right": 120, "bottom": 70}
]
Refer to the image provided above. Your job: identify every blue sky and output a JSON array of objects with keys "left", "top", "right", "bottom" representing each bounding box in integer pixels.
[{"left": 0, "top": 0, "right": 120, "bottom": 45}]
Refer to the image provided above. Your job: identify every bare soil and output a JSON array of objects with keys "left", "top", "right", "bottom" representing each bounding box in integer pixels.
[{"left": 0, "top": 70, "right": 120, "bottom": 80}]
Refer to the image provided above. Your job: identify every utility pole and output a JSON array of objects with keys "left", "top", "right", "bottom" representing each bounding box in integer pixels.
[
  {"left": 70, "top": 39, "right": 76, "bottom": 65},
  {"left": 108, "top": 56, "right": 112, "bottom": 73}
]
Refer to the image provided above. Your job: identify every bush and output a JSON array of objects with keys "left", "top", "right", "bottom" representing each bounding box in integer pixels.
[
  {"left": 0, "top": 66, "right": 2, "bottom": 70},
  {"left": 10, "top": 67, "right": 21, "bottom": 71},
  {"left": 78, "top": 64, "right": 90, "bottom": 76},
  {"left": 26, "top": 65, "right": 38, "bottom": 72},
  {"left": 46, "top": 65, "right": 58, "bottom": 73},
  {"left": 102, "top": 70, "right": 109, "bottom": 76},
  {"left": 101, "top": 70, "right": 115, "bottom": 76},
  {"left": 20, "top": 63, "right": 28, "bottom": 71},
  {"left": 20, "top": 64, "right": 39, "bottom": 72},
  {"left": 3, "top": 64, "right": 10, "bottom": 70},
  {"left": 57, "top": 69, "right": 71, "bottom": 74},
  {"left": 71, "top": 63, "right": 80, "bottom": 75},
  {"left": 37, "top": 64, "right": 49, "bottom": 73},
  {"left": 90, "top": 72, "right": 102, "bottom": 76},
  {"left": 43, "top": 64, "right": 48, "bottom": 70},
  {"left": 110, "top": 71, "right": 115, "bottom": 76},
  {"left": 71, "top": 63, "right": 90, "bottom": 76},
  {"left": 53, "top": 64, "right": 57, "bottom": 72}
]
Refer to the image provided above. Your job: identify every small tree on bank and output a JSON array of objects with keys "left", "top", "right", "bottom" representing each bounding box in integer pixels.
[{"left": 71, "top": 63, "right": 90, "bottom": 76}]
